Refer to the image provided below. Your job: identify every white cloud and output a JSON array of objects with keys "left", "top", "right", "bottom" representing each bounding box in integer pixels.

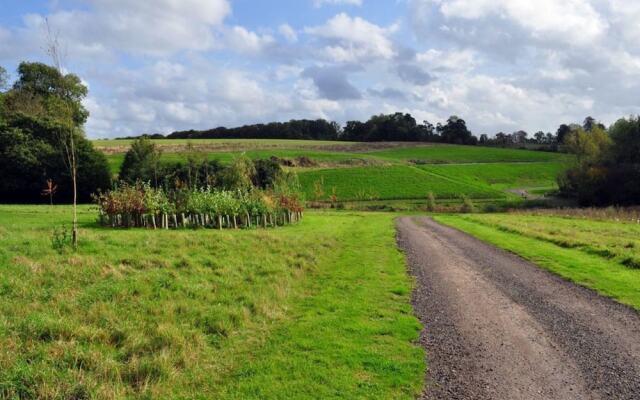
[
  {"left": 224, "top": 26, "right": 276, "bottom": 55},
  {"left": 279, "top": 24, "right": 298, "bottom": 43},
  {"left": 434, "top": 0, "right": 607, "bottom": 45},
  {"left": 305, "top": 13, "right": 397, "bottom": 63},
  {"left": 313, "top": 0, "right": 363, "bottom": 7},
  {"left": 20, "top": 0, "right": 231, "bottom": 57}
]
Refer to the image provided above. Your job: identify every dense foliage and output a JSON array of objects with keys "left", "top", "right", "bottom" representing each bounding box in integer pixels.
[
  {"left": 0, "top": 62, "right": 111, "bottom": 203},
  {"left": 559, "top": 116, "right": 640, "bottom": 205},
  {"left": 94, "top": 183, "right": 304, "bottom": 229},
  {"left": 167, "top": 119, "right": 341, "bottom": 140},
  {"left": 118, "top": 138, "right": 283, "bottom": 191}
]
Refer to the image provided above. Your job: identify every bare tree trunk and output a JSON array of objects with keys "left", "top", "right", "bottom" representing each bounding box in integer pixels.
[{"left": 71, "top": 136, "right": 78, "bottom": 249}]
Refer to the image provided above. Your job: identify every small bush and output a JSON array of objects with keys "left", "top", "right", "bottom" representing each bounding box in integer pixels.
[
  {"left": 51, "top": 225, "right": 72, "bottom": 253},
  {"left": 460, "top": 196, "right": 475, "bottom": 213},
  {"left": 426, "top": 192, "right": 436, "bottom": 212}
]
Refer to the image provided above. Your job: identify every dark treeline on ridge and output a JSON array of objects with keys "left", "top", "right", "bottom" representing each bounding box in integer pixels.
[
  {"left": 133, "top": 114, "right": 479, "bottom": 145},
  {"left": 124, "top": 113, "right": 604, "bottom": 151}
]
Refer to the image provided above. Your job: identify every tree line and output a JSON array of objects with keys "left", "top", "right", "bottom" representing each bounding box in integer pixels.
[
  {"left": 125, "top": 113, "right": 604, "bottom": 151},
  {"left": 559, "top": 116, "right": 640, "bottom": 206}
]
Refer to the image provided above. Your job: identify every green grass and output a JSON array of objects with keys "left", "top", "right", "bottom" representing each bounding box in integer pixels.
[
  {"left": 370, "top": 145, "right": 569, "bottom": 163},
  {"left": 94, "top": 139, "right": 357, "bottom": 148},
  {"left": 420, "top": 162, "right": 568, "bottom": 193},
  {"left": 298, "top": 165, "right": 504, "bottom": 202},
  {"left": 0, "top": 206, "right": 424, "bottom": 399},
  {"left": 435, "top": 213, "right": 640, "bottom": 310},
  {"left": 98, "top": 139, "right": 571, "bottom": 205},
  {"left": 105, "top": 150, "right": 379, "bottom": 175}
]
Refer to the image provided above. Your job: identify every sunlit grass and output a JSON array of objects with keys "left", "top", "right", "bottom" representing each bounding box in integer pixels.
[
  {"left": 0, "top": 206, "right": 424, "bottom": 399},
  {"left": 436, "top": 213, "right": 640, "bottom": 310}
]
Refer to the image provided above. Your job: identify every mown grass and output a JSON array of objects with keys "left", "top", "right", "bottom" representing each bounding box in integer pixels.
[
  {"left": 420, "top": 162, "right": 568, "bottom": 193},
  {"left": 0, "top": 206, "right": 424, "bottom": 399},
  {"left": 298, "top": 165, "right": 504, "bottom": 202},
  {"left": 435, "top": 213, "right": 640, "bottom": 310},
  {"left": 370, "top": 145, "right": 569, "bottom": 163}
]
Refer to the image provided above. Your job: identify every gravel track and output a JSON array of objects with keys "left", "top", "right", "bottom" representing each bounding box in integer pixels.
[{"left": 396, "top": 216, "right": 640, "bottom": 400}]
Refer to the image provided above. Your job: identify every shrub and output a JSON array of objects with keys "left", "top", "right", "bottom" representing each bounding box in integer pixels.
[
  {"left": 426, "top": 192, "right": 436, "bottom": 212},
  {"left": 94, "top": 184, "right": 304, "bottom": 230},
  {"left": 460, "top": 196, "right": 475, "bottom": 213}
]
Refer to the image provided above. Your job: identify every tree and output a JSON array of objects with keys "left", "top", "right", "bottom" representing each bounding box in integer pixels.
[
  {"left": 0, "top": 66, "right": 7, "bottom": 91},
  {"left": 222, "top": 155, "right": 256, "bottom": 190},
  {"left": 556, "top": 124, "right": 572, "bottom": 144},
  {"left": 44, "top": 24, "right": 84, "bottom": 248},
  {"left": 437, "top": 116, "right": 476, "bottom": 145},
  {"left": 534, "top": 131, "right": 545, "bottom": 144},
  {"left": 119, "top": 137, "right": 162, "bottom": 185},
  {"left": 512, "top": 130, "right": 528, "bottom": 144},
  {"left": 0, "top": 61, "right": 110, "bottom": 209}
]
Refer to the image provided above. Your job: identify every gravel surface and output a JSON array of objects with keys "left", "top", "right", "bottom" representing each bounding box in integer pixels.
[{"left": 396, "top": 217, "right": 640, "bottom": 400}]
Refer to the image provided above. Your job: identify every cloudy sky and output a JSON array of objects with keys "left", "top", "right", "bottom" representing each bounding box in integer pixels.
[{"left": 1, "top": 0, "right": 639, "bottom": 138}]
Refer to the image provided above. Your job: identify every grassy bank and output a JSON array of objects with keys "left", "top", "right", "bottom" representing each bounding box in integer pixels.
[
  {"left": 0, "top": 206, "right": 424, "bottom": 399},
  {"left": 435, "top": 213, "right": 640, "bottom": 310}
]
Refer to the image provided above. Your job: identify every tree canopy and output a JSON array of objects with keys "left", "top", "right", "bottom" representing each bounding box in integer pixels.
[
  {"left": 559, "top": 116, "right": 640, "bottom": 205},
  {"left": 0, "top": 62, "right": 111, "bottom": 203}
]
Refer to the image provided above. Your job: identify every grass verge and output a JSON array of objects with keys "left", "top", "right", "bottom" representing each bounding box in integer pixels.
[
  {"left": 435, "top": 214, "right": 640, "bottom": 310},
  {"left": 0, "top": 206, "right": 424, "bottom": 399}
]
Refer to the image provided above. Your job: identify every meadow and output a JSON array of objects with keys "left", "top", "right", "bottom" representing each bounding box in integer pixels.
[
  {"left": 298, "top": 165, "right": 503, "bottom": 202},
  {"left": 96, "top": 139, "right": 571, "bottom": 206},
  {"left": 435, "top": 213, "right": 640, "bottom": 310},
  {"left": 0, "top": 206, "right": 424, "bottom": 399}
]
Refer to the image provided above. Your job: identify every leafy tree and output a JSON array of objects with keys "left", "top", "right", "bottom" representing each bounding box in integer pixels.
[
  {"left": 437, "top": 116, "right": 476, "bottom": 145},
  {"left": 0, "top": 62, "right": 111, "bottom": 210},
  {"left": 253, "top": 159, "right": 283, "bottom": 189},
  {"left": 222, "top": 155, "right": 256, "bottom": 190},
  {"left": 556, "top": 124, "right": 572, "bottom": 144},
  {"left": 119, "top": 137, "right": 162, "bottom": 185},
  {"left": 0, "top": 66, "right": 8, "bottom": 91},
  {"left": 558, "top": 118, "right": 640, "bottom": 205}
]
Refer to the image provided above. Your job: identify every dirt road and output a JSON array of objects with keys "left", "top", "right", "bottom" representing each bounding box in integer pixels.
[{"left": 396, "top": 217, "right": 640, "bottom": 400}]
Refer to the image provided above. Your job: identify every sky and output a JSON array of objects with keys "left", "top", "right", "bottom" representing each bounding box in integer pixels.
[{"left": 1, "top": 0, "right": 639, "bottom": 139}]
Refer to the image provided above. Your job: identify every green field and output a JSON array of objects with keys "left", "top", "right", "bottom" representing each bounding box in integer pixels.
[
  {"left": 96, "top": 139, "right": 571, "bottom": 205},
  {"left": 435, "top": 213, "right": 640, "bottom": 310},
  {"left": 420, "top": 162, "right": 568, "bottom": 192},
  {"left": 369, "top": 145, "right": 569, "bottom": 163},
  {"left": 0, "top": 206, "right": 424, "bottom": 399},
  {"left": 298, "top": 166, "right": 503, "bottom": 202},
  {"left": 94, "top": 139, "right": 357, "bottom": 148}
]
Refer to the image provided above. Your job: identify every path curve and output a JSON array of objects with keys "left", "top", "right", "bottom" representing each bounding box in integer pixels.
[{"left": 396, "top": 216, "right": 640, "bottom": 400}]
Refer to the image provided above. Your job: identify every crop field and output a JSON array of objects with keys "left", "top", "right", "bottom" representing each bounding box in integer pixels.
[
  {"left": 419, "top": 162, "right": 568, "bottom": 192},
  {"left": 367, "top": 145, "right": 569, "bottom": 163},
  {"left": 0, "top": 206, "right": 424, "bottom": 398},
  {"left": 298, "top": 165, "right": 503, "bottom": 202},
  {"left": 96, "top": 139, "right": 571, "bottom": 205},
  {"left": 435, "top": 213, "right": 640, "bottom": 310}
]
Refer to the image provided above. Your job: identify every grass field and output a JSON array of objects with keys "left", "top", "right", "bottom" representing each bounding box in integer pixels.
[
  {"left": 96, "top": 139, "right": 571, "bottom": 205},
  {"left": 298, "top": 165, "right": 503, "bottom": 202},
  {"left": 0, "top": 206, "right": 424, "bottom": 399},
  {"left": 435, "top": 213, "right": 640, "bottom": 310},
  {"left": 369, "top": 145, "right": 569, "bottom": 163},
  {"left": 420, "top": 162, "right": 568, "bottom": 193}
]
